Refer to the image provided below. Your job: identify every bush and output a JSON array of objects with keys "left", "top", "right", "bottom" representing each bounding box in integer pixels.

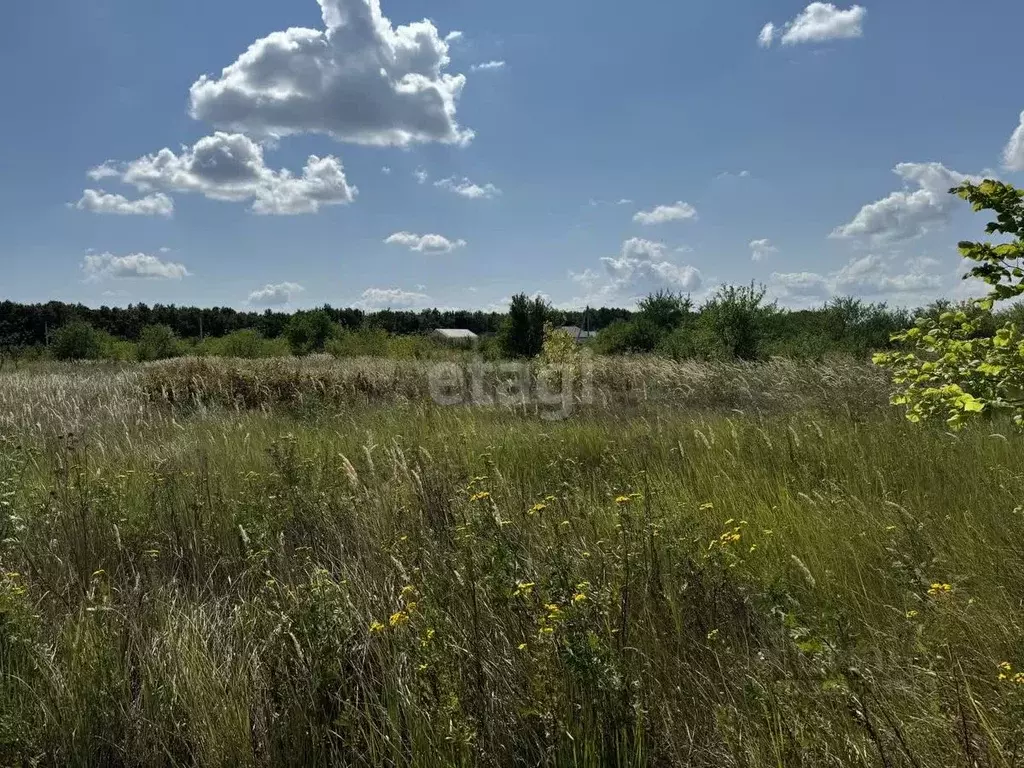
[
  {"left": 51, "top": 322, "right": 103, "bottom": 361},
  {"left": 196, "top": 329, "right": 290, "bottom": 359},
  {"left": 136, "top": 325, "right": 180, "bottom": 362},
  {"left": 691, "top": 283, "right": 776, "bottom": 361},
  {"left": 637, "top": 290, "right": 692, "bottom": 333},
  {"left": 594, "top": 318, "right": 662, "bottom": 355},
  {"left": 285, "top": 310, "right": 338, "bottom": 355},
  {"left": 325, "top": 328, "right": 391, "bottom": 358}
]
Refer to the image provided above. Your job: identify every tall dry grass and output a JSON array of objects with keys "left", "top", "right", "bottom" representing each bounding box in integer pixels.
[{"left": 2, "top": 357, "right": 1020, "bottom": 766}]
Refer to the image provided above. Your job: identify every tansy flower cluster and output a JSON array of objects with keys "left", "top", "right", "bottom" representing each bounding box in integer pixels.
[
  {"left": 369, "top": 584, "right": 419, "bottom": 634},
  {"left": 998, "top": 661, "right": 1024, "bottom": 684}
]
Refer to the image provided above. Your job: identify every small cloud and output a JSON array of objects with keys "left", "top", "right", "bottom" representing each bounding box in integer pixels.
[
  {"left": 73, "top": 189, "right": 174, "bottom": 217},
  {"left": 471, "top": 60, "right": 506, "bottom": 71},
  {"left": 749, "top": 238, "right": 779, "bottom": 261},
  {"left": 83, "top": 252, "right": 190, "bottom": 281},
  {"left": 356, "top": 287, "right": 432, "bottom": 309},
  {"left": 570, "top": 237, "right": 702, "bottom": 306},
  {"left": 384, "top": 231, "right": 467, "bottom": 253},
  {"left": 434, "top": 176, "right": 501, "bottom": 199},
  {"left": 444, "top": 30, "right": 464, "bottom": 43},
  {"left": 633, "top": 201, "right": 698, "bottom": 225},
  {"left": 760, "top": 3, "right": 866, "bottom": 48},
  {"left": 86, "top": 162, "right": 121, "bottom": 181},
  {"left": 382, "top": 166, "right": 392, "bottom": 174},
  {"left": 1003, "top": 110, "right": 1024, "bottom": 171},
  {"left": 414, "top": 168, "right": 429, "bottom": 184},
  {"left": 716, "top": 170, "right": 751, "bottom": 180},
  {"left": 247, "top": 281, "right": 304, "bottom": 306}
]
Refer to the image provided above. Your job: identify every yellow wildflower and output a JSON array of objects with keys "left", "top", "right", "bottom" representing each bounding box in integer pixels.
[
  {"left": 513, "top": 581, "right": 535, "bottom": 597},
  {"left": 927, "top": 582, "right": 953, "bottom": 597},
  {"left": 470, "top": 491, "right": 491, "bottom": 503},
  {"left": 369, "top": 620, "right": 386, "bottom": 634},
  {"left": 389, "top": 611, "right": 410, "bottom": 628},
  {"left": 615, "top": 495, "right": 631, "bottom": 505}
]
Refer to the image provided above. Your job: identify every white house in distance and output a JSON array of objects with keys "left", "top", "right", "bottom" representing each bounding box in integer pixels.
[{"left": 432, "top": 328, "right": 479, "bottom": 345}]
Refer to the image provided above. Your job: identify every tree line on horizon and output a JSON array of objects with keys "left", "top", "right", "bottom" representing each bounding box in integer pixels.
[
  {"left": 0, "top": 299, "right": 631, "bottom": 352},
  {"left": 1, "top": 287, "right": 1017, "bottom": 364}
]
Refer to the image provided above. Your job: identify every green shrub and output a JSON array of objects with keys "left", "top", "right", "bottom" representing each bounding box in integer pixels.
[
  {"left": 284, "top": 310, "right": 337, "bottom": 355},
  {"left": 325, "top": 328, "right": 391, "bottom": 358},
  {"left": 692, "top": 283, "right": 776, "bottom": 361},
  {"left": 136, "top": 325, "right": 180, "bottom": 362},
  {"left": 196, "top": 329, "right": 290, "bottom": 359},
  {"left": 51, "top": 322, "right": 103, "bottom": 361},
  {"left": 594, "top": 318, "right": 662, "bottom": 355}
]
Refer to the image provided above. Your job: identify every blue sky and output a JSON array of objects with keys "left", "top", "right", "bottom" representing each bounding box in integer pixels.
[{"left": 2, "top": 0, "right": 1023, "bottom": 311}]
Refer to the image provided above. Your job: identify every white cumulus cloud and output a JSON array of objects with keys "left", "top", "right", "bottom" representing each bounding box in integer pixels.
[
  {"left": 633, "top": 201, "right": 698, "bottom": 225},
  {"left": 1003, "top": 110, "right": 1024, "bottom": 171},
  {"left": 384, "top": 231, "right": 466, "bottom": 253},
  {"left": 771, "top": 253, "right": 944, "bottom": 304},
  {"left": 571, "top": 238, "right": 702, "bottom": 306},
  {"left": 74, "top": 189, "right": 174, "bottom": 217},
  {"left": 434, "top": 177, "right": 501, "bottom": 199},
  {"left": 86, "top": 162, "right": 121, "bottom": 181},
  {"left": 100, "top": 132, "right": 356, "bottom": 215},
  {"left": 248, "top": 282, "right": 305, "bottom": 306},
  {"left": 749, "top": 238, "right": 778, "bottom": 261},
  {"left": 831, "top": 162, "right": 981, "bottom": 243},
  {"left": 760, "top": 3, "right": 865, "bottom": 48},
  {"left": 188, "top": 0, "right": 472, "bottom": 147},
  {"left": 356, "top": 287, "right": 432, "bottom": 309},
  {"left": 82, "top": 252, "right": 190, "bottom": 281}
]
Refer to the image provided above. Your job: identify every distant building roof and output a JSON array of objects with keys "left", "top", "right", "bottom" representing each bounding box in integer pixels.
[
  {"left": 557, "top": 326, "right": 597, "bottom": 342},
  {"left": 433, "top": 328, "right": 478, "bottom": 340}
]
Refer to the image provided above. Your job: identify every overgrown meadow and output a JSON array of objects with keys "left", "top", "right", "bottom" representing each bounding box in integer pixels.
[{"left": 3, "top": 355, "right": 1024, "bottom": 767}]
